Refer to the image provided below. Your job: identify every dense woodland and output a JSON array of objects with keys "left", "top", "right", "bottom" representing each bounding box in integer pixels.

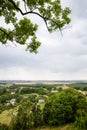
[{"left": 0, "top": 82, "right": 87, "bottom": 130}]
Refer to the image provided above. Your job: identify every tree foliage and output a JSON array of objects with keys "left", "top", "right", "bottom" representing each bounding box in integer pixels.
[
  {"left": 11, "top": 100, "right": 43, "bottom": 130},
  {"left": 32, "top": 104, "right": 43, "bottom": 127},
  {"left": 0, "top": 0, "right": 71, "bottom": 53},
  {"left": 43, "top": 88, "right": 87, "bottom": 126},
  {"left": 11, "top": 100, "right": 34, "bottom": 130}
]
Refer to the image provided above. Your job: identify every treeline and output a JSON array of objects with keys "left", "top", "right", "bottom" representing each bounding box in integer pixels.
[
  {"left": 20, "top": 87, "right": 49, "bottom": 95},
  {"left": 68, "top": 83, "right": 87, "bottom": 91},
  {"left": 0, "top": 88, "right": 87, "bottom": 130},
  {"left": 10, "top": 83, "right": 61, "bottom": 90}
]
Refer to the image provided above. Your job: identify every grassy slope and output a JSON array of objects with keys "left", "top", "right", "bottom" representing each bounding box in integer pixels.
[
  {"left": 0, "top": 107, "right": 18, "bottom": 125},
  {"left": 0, "top": 110, "right": 11, "bottom": 125}
]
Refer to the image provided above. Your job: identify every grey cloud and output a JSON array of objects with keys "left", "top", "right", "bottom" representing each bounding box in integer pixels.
[
  {"left": 71, "top": 0, "right": 87, "bottom": 19},
  {"left": 0, "top": 0, "right": 87, "bottom": 80}
]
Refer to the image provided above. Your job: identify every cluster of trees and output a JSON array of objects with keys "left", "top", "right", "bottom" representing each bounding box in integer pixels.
[
  {"left": 10, "top": 83, "right": 62, "bottom": 95},
  {"left": 0, "top": 93, "right": 22, "bottom": 113},
  {"left": 1, "top": 88, "right": 87, "bottom": 130},
  {"left": 11, "top": 83, "right": 60, "bottom": 89},
  {"left": 20, "top": 87, "right": 49, "bottom": 95},
  {"left": 0, "top": 83, "right": 56, "bottom": 113},
  {"left": 10, "top": 101, "right": 43, "bottom": 130},
  {"left": 44, "top": 88, "right": 87, "bottom": 128},
  {"left": 68, "top": 83, "right": 87, "bottom": 91}
]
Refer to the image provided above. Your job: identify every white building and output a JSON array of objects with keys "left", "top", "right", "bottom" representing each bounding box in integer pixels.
[
  {"left": 38, "top": 99, "right": 45, "bottom": 103},
  {"left": 51, "top": 90, "right": 58, "bottom": 93},
  {"left": 10, "top": 98, "right": 16, "bottom": 105}
]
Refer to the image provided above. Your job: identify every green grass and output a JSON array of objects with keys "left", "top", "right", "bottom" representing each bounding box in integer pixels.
[
  {"left": 0, "top": 110, "right": 11, "bottom": 125},
  {"left": 38, "top": 103, "right": 45, "bottom": 110},
  {"left": 0, "top": 107, "right": 18, "bottom": 125}
]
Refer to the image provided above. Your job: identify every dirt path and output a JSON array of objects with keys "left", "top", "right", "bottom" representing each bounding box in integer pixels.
[{"left": 60, "top": 124, "right": 69, "bottom": 130}]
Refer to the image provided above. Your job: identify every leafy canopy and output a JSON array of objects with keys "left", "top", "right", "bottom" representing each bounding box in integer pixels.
[
  {"left": 0, "top": 0, "right": 71, "bottom": 53},
  {"left": 43, "top": 88, "right": 87, "bottom": 126}
]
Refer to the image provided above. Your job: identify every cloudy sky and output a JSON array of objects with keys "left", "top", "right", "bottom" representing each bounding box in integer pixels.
[{"left": 0, "top": 0, "right": 87, "bottom": 80}]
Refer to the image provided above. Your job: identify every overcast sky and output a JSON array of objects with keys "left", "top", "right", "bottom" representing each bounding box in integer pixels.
[{"left": 0, "top": 0, "right": 87, "bottom": 80}]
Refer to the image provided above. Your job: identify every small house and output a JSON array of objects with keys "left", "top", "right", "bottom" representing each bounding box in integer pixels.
[
  {"left": 10, "top": 98, "right": 16, "bottom": 105},
  {"left": 38, "top": 99, "right": 45, "bottom": 103}
]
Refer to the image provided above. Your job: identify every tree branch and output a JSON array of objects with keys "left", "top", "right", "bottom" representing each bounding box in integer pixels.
[
  {"left": 23, "top": 1, "right": 27, "bottom": 12},
  {"left": 8, "top": 0, "right": 50, "bottom": 31},
  {"left": 8, "top": 0, "right": 63, "bottom": 32}
]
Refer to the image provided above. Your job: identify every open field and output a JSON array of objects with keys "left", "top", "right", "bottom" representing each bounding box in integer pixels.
[{"left": 37, "top": 102, "right": 45, "bottom": 110}]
